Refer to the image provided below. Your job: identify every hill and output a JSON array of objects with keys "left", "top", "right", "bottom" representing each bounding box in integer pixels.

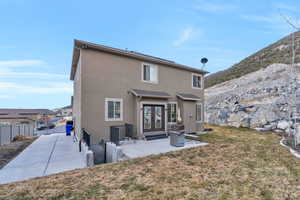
[
  {"left": 205, "top": 31, "right": 300, "bottom": 88},
  {"left": 205, "top": 63, "right": 300, "bottom": 131}
]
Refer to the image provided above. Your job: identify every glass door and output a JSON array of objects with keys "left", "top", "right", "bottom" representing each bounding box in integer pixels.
[{"left": 143, "top": 105, "right": 165, "bottom": 132}]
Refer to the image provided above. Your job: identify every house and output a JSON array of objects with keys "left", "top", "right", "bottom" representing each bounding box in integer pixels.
[
  {"left": 0, "top": 109, "right": 55, "bottom": 126},
  {"left": 71, "top": 40, "right": 208, "bottom": 160},
  {"left": 54, "top": 105, "right": 73, "bottom": 117}
]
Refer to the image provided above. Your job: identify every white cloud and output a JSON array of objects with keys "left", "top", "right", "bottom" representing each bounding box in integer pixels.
[
  {"left": 273, "top": 3, "right": 298, "bottom": 13},
  {"left": 241, "top": 15, "right": 275, "bottom": 23},
  {"left": 173, "top": 27, "right": 200, "bottom": 47},
  {"left": 194, "top": 1, "right": 238, "bottom": 14},
  {"left": 241, "top": 13, "right": 295, "bottom": 35},
  {"left": 0, "top": 95, "right": 12, "bottom": 99},
  {"left": 0, "top": 59, "right": 45, "bottom": 68},
  {"left": 0, "top": 82, "right": 72, "bottom": 94},
  {"left": 0, "top": 69, "right": 68, "bottom": 79},
  {"left": 0, "top": 59, "right": 67, "bottom": 79},
  {"left": 240, "top": 2, "right": 300, "bottom": 35},
  {"left": 0, "top": 59, "right": 71, "bottom": 107}
]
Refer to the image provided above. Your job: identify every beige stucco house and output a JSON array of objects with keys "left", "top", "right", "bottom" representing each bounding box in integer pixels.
[{"left": 71, "top": 40, "right": 208, "bottom": 152}]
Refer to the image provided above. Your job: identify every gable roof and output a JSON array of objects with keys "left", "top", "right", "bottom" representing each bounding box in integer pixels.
[{"left": 70, "top": 39, "right": 208, "bottom": 80}]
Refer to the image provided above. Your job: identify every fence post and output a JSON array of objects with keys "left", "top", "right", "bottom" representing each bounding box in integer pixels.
[
  {"left": 10, "top": 125, "right": 12, "bottom": 142},
  {"left": 0, "top": 126, "right": 2, "bottom": 146}
]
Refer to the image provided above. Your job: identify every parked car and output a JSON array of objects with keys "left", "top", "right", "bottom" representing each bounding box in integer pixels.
[{"left": 37, "top": 122, "right": 55, "bottom": 130}]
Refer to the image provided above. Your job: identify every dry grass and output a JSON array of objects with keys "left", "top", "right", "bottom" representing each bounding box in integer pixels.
[
  {"left": 0, "top": 125, "right": 300, "bottom": 200},
  {"left": 0, "top": 137, "right": 36, "bottom": 169},
  {"left": 12, "top": 135, "right": 31, "bottom": 142}
]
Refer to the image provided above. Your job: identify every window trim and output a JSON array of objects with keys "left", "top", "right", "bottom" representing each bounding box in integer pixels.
[
  {"left": 196, "top": 103, "right": 203, "bottom": 123},
  {"left": 141, "top": 63, "right": 158, "bottom": 84},
  {"left": 191, "top": 73, "right": 203, "bottom": 89},
  {"left": 167, "top": 102, "right": 178, "bottom": 124},
  {"left": 105, "top": 98, "right": 123, "bottom": 121}
]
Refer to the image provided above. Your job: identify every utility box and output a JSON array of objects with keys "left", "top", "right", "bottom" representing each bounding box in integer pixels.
[
  {"left": 169, "top": 131, "right": 185, "bottom": 147},
  {"left": 110, "top": 126, "right": 125, "bottom": 145},
  {"left": 125, "top": 123, "right": 134, "bottom": 138}
]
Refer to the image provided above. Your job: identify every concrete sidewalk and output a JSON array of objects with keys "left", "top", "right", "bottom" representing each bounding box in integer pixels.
[{"left": 0, "top": 133, "right": 86, "bottom": 184}]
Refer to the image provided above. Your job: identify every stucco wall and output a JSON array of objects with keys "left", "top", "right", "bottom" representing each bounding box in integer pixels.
[
  {"left": 78, "top": 49, "right": 204, "bottom": 144},
  {"left": 73, "top": 54, "right": 82, "bottom": 139}
]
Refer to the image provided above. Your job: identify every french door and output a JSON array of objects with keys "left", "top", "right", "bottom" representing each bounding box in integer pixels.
[{"left": 143, "top": 105, "right": 165, "bottom": 132}]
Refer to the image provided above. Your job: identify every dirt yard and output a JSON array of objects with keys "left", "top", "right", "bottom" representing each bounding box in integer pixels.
[
  {"left": 0, "top": 137, "right": 36, "bottom": 169},
  {"left": 0, "top": 125, "right": 300, "bottom": 200}
]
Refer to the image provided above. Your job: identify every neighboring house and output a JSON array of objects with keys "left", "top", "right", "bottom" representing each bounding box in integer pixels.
[
  {"left": 0, "top": 109, "right": 55, "bottom": 126},
  {"left": 54, "top": 106, "right": 73, "bottom": 117},
  {"left": 71, "top": 40, "right": 208, "bottom": 153}
]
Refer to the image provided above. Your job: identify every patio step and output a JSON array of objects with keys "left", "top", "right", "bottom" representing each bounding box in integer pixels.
[{"left": 145, "top": 134, "right": 168, "bottom": 141}]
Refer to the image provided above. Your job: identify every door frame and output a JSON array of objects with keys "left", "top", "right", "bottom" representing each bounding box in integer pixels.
[
  {"left": 142, "top": 104, "right": 165, "bottom": 132},
  {"left": 140, "top": 101, "right": 167, "bottom": 135}
]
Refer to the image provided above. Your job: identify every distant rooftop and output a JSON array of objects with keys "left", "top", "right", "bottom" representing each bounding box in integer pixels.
[{"left": 0, "top": 109, "right": 55, "bottom": 116}]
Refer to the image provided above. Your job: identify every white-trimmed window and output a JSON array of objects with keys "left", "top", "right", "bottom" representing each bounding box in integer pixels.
[
  {"left": 167, "top": 102, "right": 177, "bottom": 123},
  {"left": 142, "top": 63, "right": 158, "bottom": 83},
  {"left": 196, "top": 103, "right": 202, "bottom": 122},
  {"left": 192, "top": 73, "right": 202, "bottom": 89},
  {"left": 105, "top": 98, "right": 123, "bottom": 121}
]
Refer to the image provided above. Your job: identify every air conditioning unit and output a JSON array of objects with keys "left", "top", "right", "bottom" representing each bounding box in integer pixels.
[{"left": 110, "top": 125, "right": 125, "bottom": 145}]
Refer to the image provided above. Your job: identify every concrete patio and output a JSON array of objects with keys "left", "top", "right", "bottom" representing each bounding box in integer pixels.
[
  {"left": 0, "top": 133, "right": 86, "bottom": 184},
  {"left": 120, "top": 138, "right": 208, "bottom": 159}
]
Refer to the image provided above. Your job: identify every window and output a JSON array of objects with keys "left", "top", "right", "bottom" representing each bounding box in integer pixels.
[
  {"left": 196, "top": 103, "right": 202, "bottom": 122},
  {"left": 105, "top": 98, "right": 123, "bottom": 121},
  {"left": 142, "top": 63, "right": 158, "bottom": 83},
  {"left": 167, "top": 103, "right": 177, "bottom": 123},
  {"left": 192, "top": 74, "right": 202, "bottom": 89}
]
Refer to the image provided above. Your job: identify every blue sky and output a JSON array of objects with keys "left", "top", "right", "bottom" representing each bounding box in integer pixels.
[{"left": 0, "top": 0, "right": 299, "bottom": 109}]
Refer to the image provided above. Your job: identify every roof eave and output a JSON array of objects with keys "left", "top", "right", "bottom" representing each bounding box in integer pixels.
[
  {"left": 70, "top": 39, "right": 209, "bottom": 80},
  {"left": 70, "top": 40, "right": 81, "bottom": 81},
  {"left": 176, "top": 94, "right": 201, "bottom": 101},
  {"left": 138, "top": 95, "right": 171, "bottom": 99},
  {"left": 130, "top": 90, "right": 171, "bottom": 99}
]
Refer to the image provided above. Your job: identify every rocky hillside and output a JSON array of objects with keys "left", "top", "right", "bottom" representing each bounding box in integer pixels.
[
  {"left": 205, "top": 31, "right": 300, "bottom": 88},
  {"left": 205, "top": 63, "right": 300, "bottom": 132}
]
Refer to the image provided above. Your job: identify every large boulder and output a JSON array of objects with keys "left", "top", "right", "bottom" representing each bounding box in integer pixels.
[
  {"left": 216, "top": 109, "right": 230, "bottom": 125},
  {"left": 277, "top": 120, "right": 290, "bottom": 130},
  {"left": 249, "top": 105, "right": 278, "bottom": 128},
  {"left": 228, "top": 112, "right": 250, "bottom": 128}
]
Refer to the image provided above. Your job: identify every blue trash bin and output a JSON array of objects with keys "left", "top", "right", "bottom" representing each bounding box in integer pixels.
[{"left": 66, "top": 120, "right": 73, "bottom": 136}]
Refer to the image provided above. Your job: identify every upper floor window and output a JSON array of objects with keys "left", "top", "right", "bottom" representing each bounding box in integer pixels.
[
  {"left": 105, "top": 98, "right": 123, "bottom": 121},
  {"left": 192, "top": 73, "right": 202, "bottom": 89},
  {"left": 142, "top": 63, "right": 158, "bottom": 84}
]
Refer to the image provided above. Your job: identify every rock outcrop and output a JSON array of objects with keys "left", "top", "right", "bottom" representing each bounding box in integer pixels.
[{"left": 205, "top": 63, "right": 300, "bottom": 131}]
